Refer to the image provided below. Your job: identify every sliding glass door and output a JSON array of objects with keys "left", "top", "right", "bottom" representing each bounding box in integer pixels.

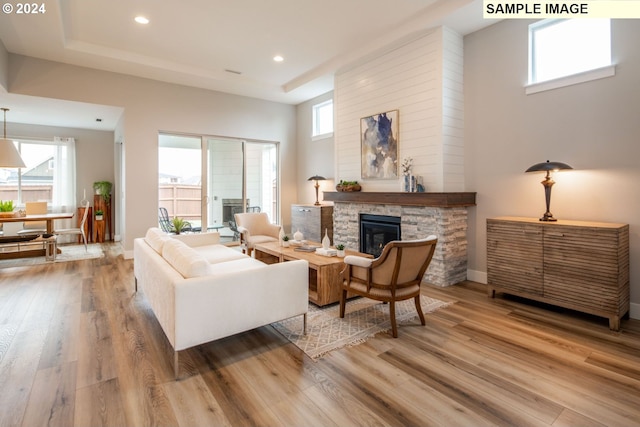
[{"left": 159, "top": 133, "right": 279, "bottom": 242}]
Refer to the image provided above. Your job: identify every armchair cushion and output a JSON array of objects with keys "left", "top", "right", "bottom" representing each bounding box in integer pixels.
[{"left": 235, "top": 212, "right": 281, "bottom": 252}]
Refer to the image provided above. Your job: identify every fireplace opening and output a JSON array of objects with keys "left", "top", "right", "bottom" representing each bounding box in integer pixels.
[{"left": 359, "top": 214, "right": 401, "bottom": 258}]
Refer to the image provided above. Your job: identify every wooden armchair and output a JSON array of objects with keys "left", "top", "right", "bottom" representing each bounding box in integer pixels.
[
  {"left": 234, "top": 212, "right": 281, "bottom": 256},
  {"left": 340, "top": 236, "right": 438, "bottom": 337}
]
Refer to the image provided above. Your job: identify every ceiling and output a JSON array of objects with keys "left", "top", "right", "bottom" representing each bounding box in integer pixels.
[{"left": 0, "top": 0, "right": 493, "bottom": 131}]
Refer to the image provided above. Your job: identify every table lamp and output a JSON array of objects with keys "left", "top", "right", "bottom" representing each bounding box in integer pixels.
[
  {"left": 525, "top": 160, "right": 573, "bottom": 221},
  {"left": 308, "top": 175, "right": 326, "bottom": 206}
]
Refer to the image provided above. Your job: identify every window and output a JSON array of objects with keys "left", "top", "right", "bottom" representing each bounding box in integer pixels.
[
  {"left": 528, "top": 19, "right": 613, "bottom": 93},
  {"left": 312, "top": 99, "right": 333, "bottom": 139},
  {"left": 0, "top": 137, "right": 76, "bottom": 210}
]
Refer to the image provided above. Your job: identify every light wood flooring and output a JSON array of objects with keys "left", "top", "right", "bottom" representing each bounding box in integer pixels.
[{"left": 1, "top": 242, "right": 639, "bottom": 426}]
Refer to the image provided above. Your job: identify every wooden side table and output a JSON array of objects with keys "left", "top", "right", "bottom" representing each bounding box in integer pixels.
[{"left": 94, "top": 219, "right": 106, "bottom": 243}]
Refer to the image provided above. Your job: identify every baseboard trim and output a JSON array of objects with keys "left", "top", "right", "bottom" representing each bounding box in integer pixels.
[{"left": 467, "top": 269, "right": 487, "bottom": 284}]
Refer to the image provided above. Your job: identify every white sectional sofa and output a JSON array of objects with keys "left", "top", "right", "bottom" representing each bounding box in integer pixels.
[{"left": 133, "top": 228, "right": 309, "bottom": 378}]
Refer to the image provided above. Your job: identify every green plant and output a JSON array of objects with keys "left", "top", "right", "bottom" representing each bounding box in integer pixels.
[
  {"left": 171, "top": 217, "right": 188, "bottom": 234},
  {"left": 338, "top": 180, "right": 359, "bottom": 186},
  {"left": 335, "top": 244, "right": 345, "bottom": 250},
  {"left": 0, "top": 200, "right": 14, "bottom": 212},
  {"left": 282, "top": 235, "right": 290, "bottom": 241},
  {"left": 95, "top": 209, "right": 104, "bottom": 216},
  {"left": 93, "top": 181, "right": 113, "bottom": 203}
]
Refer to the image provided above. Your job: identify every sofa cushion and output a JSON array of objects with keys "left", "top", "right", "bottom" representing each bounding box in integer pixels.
[
  {"left": 206, "top": 257, "right": 266, "bottom": 277},
  {"left": 193, "top": 244, "right": 247, "bottom": 264},
  {"left": 145, "top": 227, "right": 169, "bottom": 254},
  {"left": 162, "top": 238, "right": 210, "bottom": 278}
]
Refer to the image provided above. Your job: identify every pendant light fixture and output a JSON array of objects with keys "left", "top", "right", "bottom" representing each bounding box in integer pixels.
[{"left": 0, "top": 108, "right": 26, "bottom": 168}]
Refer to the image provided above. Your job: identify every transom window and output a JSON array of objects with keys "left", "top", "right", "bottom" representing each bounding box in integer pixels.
[
  {"left": 528, "top": 18, "right": 612, "bottom": 92},
  {"left": 312, "top": 99, "right": 333, "bottom": 139}
]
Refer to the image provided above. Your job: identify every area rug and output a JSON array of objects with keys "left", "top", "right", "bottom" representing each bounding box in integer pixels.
[
  {"left": 0, "top": 243, "right": 104, "bottom": 267},
  {"left": 272, "top": 296, "right": 452, "bottom": 359}
]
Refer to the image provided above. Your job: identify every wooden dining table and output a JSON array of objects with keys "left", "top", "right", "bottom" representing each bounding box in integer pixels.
[
  {"left": 0, "top": 212, "right": 75, "bottom": 234},
  {"left": 0, "top": 212, "right": 75, "bottom": 260}
]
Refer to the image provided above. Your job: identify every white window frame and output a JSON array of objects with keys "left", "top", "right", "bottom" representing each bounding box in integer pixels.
[
  {"left": 526, "top": 18, "right": 615, "bottom": 95},
  {"left": 311, "top": 99, "right": 333, "bottom": 141}
]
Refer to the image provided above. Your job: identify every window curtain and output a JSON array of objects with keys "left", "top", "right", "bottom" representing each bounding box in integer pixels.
[{"left": 52, "top": 137, "right": 76, "bottom": 229}]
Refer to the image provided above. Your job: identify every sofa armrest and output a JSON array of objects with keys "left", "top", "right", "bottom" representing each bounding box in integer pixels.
[{"left": 171, "top": 232, "right": 220, "bottom": 247}]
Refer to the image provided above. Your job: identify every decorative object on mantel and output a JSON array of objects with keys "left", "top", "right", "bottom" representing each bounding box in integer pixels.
[
  {"left": 401, "top": 157, "right": 414, "bottom": 192},
  {"left": 0, "top": 108, "right": 26, "bottom": 168},
  {"left": 525, "top": 160, "right": 573, "bottom": 221},
  {"left": 361, "top": 109, "right": 399, "bottom": 179},
  {"left": 336, "top": 180, "right": 361, "bottom": 192},
  {"left": 307, "top": 175, "right": 326, "bottom": 206}
]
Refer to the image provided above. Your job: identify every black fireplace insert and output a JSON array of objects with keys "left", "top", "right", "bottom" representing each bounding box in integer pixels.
[{"left": 359, "top": 214, "right": 401, "bottom": 258}]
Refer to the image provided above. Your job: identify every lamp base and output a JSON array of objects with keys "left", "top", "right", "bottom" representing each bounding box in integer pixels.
[{"left": 539, "top": 212, "right": 557, "bottom": 221}]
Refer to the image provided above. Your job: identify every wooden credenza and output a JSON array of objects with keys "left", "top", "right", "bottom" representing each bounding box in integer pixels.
[
  {"left": 291, "top": 204, "right": 333, "bottom": 243},
  {"left": 487, "top": 217, "right": 629, "bottom": 330}
]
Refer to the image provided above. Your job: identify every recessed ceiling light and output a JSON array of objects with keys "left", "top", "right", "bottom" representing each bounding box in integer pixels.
[
  {"left": 135, "top": 16, "right": 149, "bottom": 24},
  {"left": 273, "top": 55, "right": 284, "bottom": 62}
]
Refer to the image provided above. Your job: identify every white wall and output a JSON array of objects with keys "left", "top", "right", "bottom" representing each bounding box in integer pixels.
[
  {"left": 464, "top": 19, "right": 640, "bottom": 313},
  {"left": 295, "top": 91, "right": 335, "bottom": 210},
  {"left": 334, "top": 26, "right": 464, "bottom": 192},
  {"left": 6, "top": 55, "right": 297, "bottom": 255}
]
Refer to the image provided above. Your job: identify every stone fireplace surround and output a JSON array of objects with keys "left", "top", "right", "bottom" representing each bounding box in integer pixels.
[{"left": 323, "top": 192, "right": 476, "bottom": 287}]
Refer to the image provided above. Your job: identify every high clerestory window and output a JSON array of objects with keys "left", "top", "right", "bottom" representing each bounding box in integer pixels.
[
  {"left": 527, "top": 18, "right": 614, "bottom": 94},
  {"left": 312, "top": 99, "right": 333, "bottom": 140}
]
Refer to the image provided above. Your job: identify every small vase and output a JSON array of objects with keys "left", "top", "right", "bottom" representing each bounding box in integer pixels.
[
  {"left": 322, "top": 228, "right": 330, "bottom": 250},
  {"left": 293, "top": 229, "right": 303, "bottom": 242},
  {"left": 279, "top": 228, "right": 285, "bottom": 246},
  {"left": 337, "top": 249, "right": 345, "bottom": 257}
]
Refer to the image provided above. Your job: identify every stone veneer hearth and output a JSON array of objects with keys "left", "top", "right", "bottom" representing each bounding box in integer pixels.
[{"left": 325, "top": 192, "right": 476, "bottom": 287}]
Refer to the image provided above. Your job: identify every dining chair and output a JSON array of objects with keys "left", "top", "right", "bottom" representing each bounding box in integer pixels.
[
  {"left": 54, "top": 200, "right": 90, "bottom": 250},
  {"left": 16, "top": 201, "right": 48, "bottom": 235},
  {"left": 340, "top": 236, "right": 438, "bottom": 338}
]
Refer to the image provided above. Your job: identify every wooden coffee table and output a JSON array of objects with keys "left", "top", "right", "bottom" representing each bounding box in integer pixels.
[{"left": 254, "top": 241, "right": 372, "bottom": 306}]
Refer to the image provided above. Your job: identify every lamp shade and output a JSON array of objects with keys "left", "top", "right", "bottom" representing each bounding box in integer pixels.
[
  {"left": 0, "top": 138, "right": 26, "bottom": 168},
  {"left": 307, "top": 175, "right": 326, "bottom": 181},
  {"left": 525, "top": 160, "right": 573, "bottom": 173},
  {"left": 0, "top": 108, "right": 26, "bottom": 168}
]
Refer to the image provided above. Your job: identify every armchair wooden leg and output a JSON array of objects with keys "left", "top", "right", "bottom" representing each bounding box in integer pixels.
[
  {"left": 303, "top": 313, "right": 307, "bottom": 335},
  {"left": 415, "top": 294, "right": 426, "bottom": 326},
  {"left": 174, "top": 350, "right": 180, "bottom": 381},
  {"left": 389, "top": 301, "right": 398, "bottom": 338},
  {"left": 339, "top": 289, "right": 347, "bottom": 318}
]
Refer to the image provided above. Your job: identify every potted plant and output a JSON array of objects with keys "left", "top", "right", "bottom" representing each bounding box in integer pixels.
[
  {"left": 171, "top": 217, "right": 188, "bottom": 234},
  {"left": 93, "top": 181, "right": 113, "bottom": 204},
  {"left": 282, "top": 234, "right": 290, "bottom": 247},
  {"left": 0, "top": 200, "right": 14, "bottom": 218},
  {"left": 95, "top": 209, "right": 104, "bottom": 221},
  {"left": 335, "top": 243, "right": 345, "bottom": 257},
  {"left": 336, "top": 180, "right": 361, "bottom": 192}
]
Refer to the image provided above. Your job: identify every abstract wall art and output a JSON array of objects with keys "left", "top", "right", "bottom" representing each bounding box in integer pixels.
[{"left": 360, "top": 110, "right": 398, "bottom": 179}]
